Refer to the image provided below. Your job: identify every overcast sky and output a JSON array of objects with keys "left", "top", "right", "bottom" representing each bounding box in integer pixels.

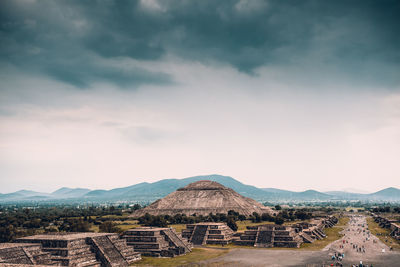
[{"left": 1, "top": 0, "right": 399, "bottom": 193}]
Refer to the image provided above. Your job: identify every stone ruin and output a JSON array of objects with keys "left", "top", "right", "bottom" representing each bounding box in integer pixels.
[
  {"left": 182, "top": 222, "right": 234, "bottom": 245},
  {"left": 122, "top": 227, "right": 192, "bottom": 257},
  {"left": 234, "top": 216, "right": 338, "bottom": 248},
  {"left": 234, "top": 224, "right": 303, "bottom": 248},
  {"left": 323, "top": 215, "right": 339, "bottom": 228},
  {"left": 372, "top": 213, "right": 400, "bottom": 241},
  {"left": 390, "top": 223, "right": 400, "bottom": 241},
  {"left": 131, "top": 180, "right": 273, "bottom": 217},
  {"left": 0, "top": 243, "right": 54, "bottom": 266},
  {"left": 293, "top": 216, "right": 338, "bottom": 243},
  {"left": 372, "top": 213, "right": 397, "bottom": 228},
  {"left": 2, "top": 232, "right": 142, "bottom": 266},
  {"left": 293, "top": 220, "right": 326, "bottom": 242}
]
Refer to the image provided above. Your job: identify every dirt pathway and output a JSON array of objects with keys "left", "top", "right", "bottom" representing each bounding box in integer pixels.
[{"left": 323, "top": 214, "right": 393, "bottom": 264}]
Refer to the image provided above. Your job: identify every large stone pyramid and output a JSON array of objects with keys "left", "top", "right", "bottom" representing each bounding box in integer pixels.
[{"left": 131, "top": 180, "right": 273, "bottom": 217}]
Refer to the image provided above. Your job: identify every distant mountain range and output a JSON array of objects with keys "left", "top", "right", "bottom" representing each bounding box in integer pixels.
[{"left": 0, "top": 175, "right": 399, "bottom": 203}]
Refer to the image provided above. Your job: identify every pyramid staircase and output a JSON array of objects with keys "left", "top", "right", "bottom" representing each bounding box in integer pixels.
[
  {"left": 90, "top": 236, "right": 130, "bottom": 267},
  {"left": 15, "top": 233, "right": 141, "bottom": 266},
  {"left": 0, "top": 243, "right": 54, "bottom": 265},
  {"left": 122, "top": 227, "right": 191, "bottom": 257},
  {"left": 234, "top": 224, "right": 303, "bottom": 248},
  {"left": 182, "top": 223, "right": 234, "bottom": 245},
  {"left": 162, "top": 228, "right": 192, "bottom": 254},
  {"left": 299, "top": 232, "right": 315, "bottom": 243},
  {"left": 189, "top": 225, "right": 208, "bottom": 245}
]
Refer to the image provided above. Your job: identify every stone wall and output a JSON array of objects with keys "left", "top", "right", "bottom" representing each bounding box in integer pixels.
[
  {"left": 0, "top": 243, "right": 54, "bottom": 266},
  {"left": 234, "top": 216, "right": 337, "bottom": 248},
  {"left": 122, "top": 227, "right": 191, "bottom": 257},
  {"left": 234, "top": 224, "right": 303, "bottom": 248},
  {"left": 182, "top": 223, "right": 234, "bottom": 245},
  {"left": 372, "top": 213, "right": 400, "bottom": 241},
  {"left": 14, "top": 232, "right": 140, "bottom": 266}
]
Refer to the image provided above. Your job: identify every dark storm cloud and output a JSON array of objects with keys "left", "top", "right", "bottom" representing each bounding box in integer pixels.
[{"left": 0, "top": 0, "right": 399, "bottom": 88}]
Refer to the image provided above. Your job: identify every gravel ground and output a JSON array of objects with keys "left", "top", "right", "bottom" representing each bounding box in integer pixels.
[{"left": 202, "top": 215, "right": 400, "bottom": 267}]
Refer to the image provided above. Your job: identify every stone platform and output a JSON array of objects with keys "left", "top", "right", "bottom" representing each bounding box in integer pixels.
[
  {"left": 372, "top": 213, "right": 400, "bottom": 241},
  {"left": 234, "top": 224, "right": 303, "bottom": 248},
  {"left": 0, "top": 243, "right": 54, "bottom": 266},
  {"left": 234, "top": 216, "right": 338, "bottom": 248},
  {"left": 122, "top": 227, "right": 192, "bottom": 257},
  {"left": 14, "top": 232, "right": 141, "bottom": 266},
  {"left": 182, "top": 222, "right": 234, "bottom": 245}
]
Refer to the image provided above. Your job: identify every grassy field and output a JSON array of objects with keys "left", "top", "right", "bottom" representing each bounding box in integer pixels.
[
  {"left": 90, "top": 219, "right": 140, "bottom": 232},
  {"left": 236, "top": 220, "right": 273, "bottom": 231},
  {"left": 168, "top": 224, "right": 187, "bottom": 233},
  {"left": 299, "top": 216, "right": 349, "bottom": 250},
  {"left": 134, "top": 248, "right": 229, "bottom": 266},
  {"left": 344, "top": 207, "right": 364, "bottom": 212},
  {"left": 115, "top": 220, "right": 140, "bottom": 231},
  {"left": 366, "top": 216, "right": 400, "bottom": 251}
]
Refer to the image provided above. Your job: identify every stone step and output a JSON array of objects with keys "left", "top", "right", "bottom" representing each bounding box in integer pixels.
[
  {"left": 90, "top": 236, "right": 129, "bottom": 267},
  {"left": 75, "top": 259, "right": 102, "bottom": 267}
]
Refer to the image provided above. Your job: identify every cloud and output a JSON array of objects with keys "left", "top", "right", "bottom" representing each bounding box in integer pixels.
[
  {"left": 1, "top": 0, "right": 399, "bottom": 89},
  {"left": 0, "top": 1, "right": 399, "bottom": 193},
  {"left": 0, "top": 0, "right": 171, "bottom": 88},
  {"left": 0, "top": 59, "right": 399, "bottom": 193}
]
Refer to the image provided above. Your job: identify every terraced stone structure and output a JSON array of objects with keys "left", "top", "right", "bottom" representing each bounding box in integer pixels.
[
  {"left": 122, "top": 227, "right": 192, "bottom": 257},
  {"left": 372, "top": 213, "right": 400, "bottom": 241},
  {"left": 131, "top": 180, "right": 273, "bottom": 217},
  {"left": 390, "top": 223, "right": 400, "bottom": 241},
  {"left": 294, "top": 219, "right": 329, "bottom": 242},
  {"left": 15, "top": 232, "right": 141, "bottom": 266},
  {"left": 373, "top": 214, "right": 397, "bottom": 228},
  {"left": 0, "top": 243, "right": 54, "bottom": 266},
  {"left": 182, "top": 222, "right": 234, "bottom": 245},
  {"left": 234, "top": 224, "right": 303, "bottom": 248},
  {"left": 293, "top": 216, "right": 338, "bottom": 243},
  {"left": 234, "top": 216, "right": 338, "bottom": 247},
  {"left": 323, "top": 216, "right": 339, "bottom": 228}
]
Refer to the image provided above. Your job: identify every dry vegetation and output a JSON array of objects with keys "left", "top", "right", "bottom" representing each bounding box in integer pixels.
[
  {"left": 168, "top": 224, "right": 186, "bottom": 233},
  {"left": 134, "top": 248, "right": 229, "bottom": 267}
]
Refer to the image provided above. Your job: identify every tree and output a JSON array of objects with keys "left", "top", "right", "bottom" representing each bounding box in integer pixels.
[
  {"left": 60, "top": 219, "right": 90, "bottom": 232},
  {"left": 238, "top": 214, "right": 246, "bottom": 221},
  {"left": 0, "top": 225, "right": 16, "bottom": 242},
  {"left": 228, "top": 210, "right": 239, "bottom": 217},
  {"left": 148, "top": 216, "right": 168, "bottom": 227},
  {"left": 261, "top": 213, "right": 273, "bottom": 222},
  {"left": 274, "top": 205, "right": 282, "bottom": 211},
  {"left": 274, "top": 216, "right": 284, "bottom": 225},
  {"left": 251, "top": 212, "right": 261, "bottom": 223},
  {"left": 294, "top": 210, "right": 311, "bottom": 221},
  {"left": 99, "top": 221, "right": 120, "bottom": 233}
]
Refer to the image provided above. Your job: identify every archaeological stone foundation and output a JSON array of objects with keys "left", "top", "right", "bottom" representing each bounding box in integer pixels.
[
  {"left": 0, "top": 232, "right": 141, "bottom": 266},
  {"left": 122, "top": 227, "right": 192, "bottom": 257}
]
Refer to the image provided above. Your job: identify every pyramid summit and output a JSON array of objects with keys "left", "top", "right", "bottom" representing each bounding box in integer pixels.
[
  {"left": 178, "top": 180, "right": 226, "bottom": 190},
  {"left": 131, "top": 180, "right": 273, "bottom": 217}
]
